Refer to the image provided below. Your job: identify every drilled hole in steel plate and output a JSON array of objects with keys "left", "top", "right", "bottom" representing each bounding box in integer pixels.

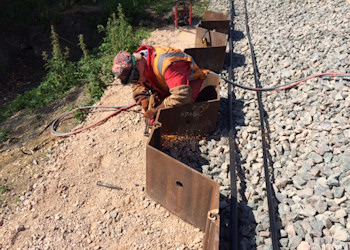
[{"left": 176, "top": 181, "right": 183, "bottom": 188}]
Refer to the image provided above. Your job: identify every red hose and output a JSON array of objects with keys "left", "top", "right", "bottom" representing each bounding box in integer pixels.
[
  {"left": 274, "top": 72, "right": 344, "bottom": 91},
  {"left": 51, "top": 103, "right": 137, "bottom": 137}
]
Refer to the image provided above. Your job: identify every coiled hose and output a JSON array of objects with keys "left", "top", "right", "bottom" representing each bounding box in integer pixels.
[{"left": 51, "top": 103, "right": 136, "bottom": 137}]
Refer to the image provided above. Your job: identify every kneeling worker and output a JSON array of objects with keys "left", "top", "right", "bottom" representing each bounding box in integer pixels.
[{"left": 112, "top": 45, "right": 210, "bottom": 120}]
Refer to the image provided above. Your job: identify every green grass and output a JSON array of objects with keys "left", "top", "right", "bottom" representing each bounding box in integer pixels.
[
  {"left": 0, "top": 3, "right": 150, "bottom": 124},
  {"left": 0, "top": 129, "right": 11, "bottom": 143},
  {"left": 151, "top": 0, "right": 208, "bottom": 16},
  {"left": 192, "top": 1, "right": 209, "bottom": 16},
  {"left": 152, "top": 0, "right": 177, "bottom": 14},
  {"left": 1, "top": 25, "right": 80, "bottom": 122},
  {"left": 0, "top": 0, "right": 152, "bottom": 30},
  {"left": 0, "top": 185, "right": 8, "bottom": 195},
  {"left": 67, "top": 106, "right": 88, "bottom": 124}
]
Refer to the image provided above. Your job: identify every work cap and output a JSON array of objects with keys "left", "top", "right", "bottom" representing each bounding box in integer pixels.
[{"left": 112, "top": 51, "right": 133, "bottom": 84}]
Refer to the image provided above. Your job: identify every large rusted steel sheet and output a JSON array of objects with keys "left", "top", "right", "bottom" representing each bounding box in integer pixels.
[
  {"left": 146, "top": 127, "right": 220, "bottom": 249},
  {"left": 156, "top": 74, "right": 220, "bottom": 135},
  {"left": 146, "top": 74, "right": 221, "bottom": 249},
  {"left": 185, "top": 47, "right": 226, "bottom": 73},
  {"left": 203, "top": 10, "right": 229, "bottom": 21},
  {"left": 200, "top": 10, "right": 230, "bottom": 35},
  {"left": 195, "top": 27, "right": 228, "bottom": 47},
  {"left": 146, "top": 142, "right": 220, "bottom": 232},
  {"left": 199, "top": 20, "right": 229, "bottom": 35}
]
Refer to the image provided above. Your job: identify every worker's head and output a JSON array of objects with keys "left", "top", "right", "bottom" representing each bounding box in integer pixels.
[
  {"left": 112, "top": 51, "right": 147, "bottom": 84},
  {"left": 112, "top": 51, "right": 139, "bottom": 85}
]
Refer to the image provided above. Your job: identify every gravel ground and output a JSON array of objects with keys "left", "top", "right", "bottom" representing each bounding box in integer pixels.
[
  {"left": 1, "top": 1, "right": 348, "bottom": 249},
  {"left": 200, "top": 0, "right": 350, "bottom": 249}
]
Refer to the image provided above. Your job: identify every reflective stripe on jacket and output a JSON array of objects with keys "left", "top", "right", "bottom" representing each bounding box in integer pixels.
[{"left": 152, "top": 46, "right": 209, "bottom": 88}]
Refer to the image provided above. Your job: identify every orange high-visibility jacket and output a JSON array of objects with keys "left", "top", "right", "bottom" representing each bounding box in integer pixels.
[
  {"left": 152, "top": 46, "right": 209, "bottom": 90},
  {"left": 134, "top": 45, "right": 209, "bottom": 106}
]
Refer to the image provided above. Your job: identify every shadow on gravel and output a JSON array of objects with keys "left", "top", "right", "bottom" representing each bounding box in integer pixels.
[
  {"left": 262, "top": 110, "right": 283, "bottom": 246},
  {"left": 223, "top": 31, "right": 246, "bottom": 69},
  {"left": 224, "top": 52, "right": 246, "bottom": 69},
  {"left": 231, "top": 97, "right": 259, "bottom": 249},
  {"left": 231, "top": 97, "right": 259, "bottom": 250},
  {"left": 231, "top": 30, "right": 245, "bottom": 41}
]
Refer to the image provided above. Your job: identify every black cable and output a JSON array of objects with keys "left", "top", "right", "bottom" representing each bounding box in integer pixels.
[
  {"left": 243, "top": 0, "right": 280, "bottom": 249},
  {"left": 209, "top": 71, "right": 350, "bottom": 92}
]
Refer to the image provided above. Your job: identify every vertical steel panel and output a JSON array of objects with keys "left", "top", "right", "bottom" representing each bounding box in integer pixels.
[
  {"left": 146, "top": 79, "right": 221, "bottom": 249},
  {"left": 194, "top": 27, "right": 228, "bottom": 47},
  {"left": 146, "top": 143, "right": 220, "bottom": 232},
  {"left": 199, "top": 20, "right": 230, "bottom": 35},
  {"left": 185, "top": 47, "right": 227, "bottom": 73},
  {"left": 199, "top": 11, "right": 230, "bottom": 35},
  {"left": 203, "top": 209, "right": 220, "bottom": 250},
  {"left": 203, "top": 10, "right": 230, "bottom": 21},
  {"left": 156, "top": 75, "right": 220, "bottom": 135}
]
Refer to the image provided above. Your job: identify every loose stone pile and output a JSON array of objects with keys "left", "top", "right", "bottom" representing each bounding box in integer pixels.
[
  {"left": 201, "top": 0, "right": 350, "bottom": 249},
  {"left": 160, "top": 134, "right": 208, "bottom": 172}
]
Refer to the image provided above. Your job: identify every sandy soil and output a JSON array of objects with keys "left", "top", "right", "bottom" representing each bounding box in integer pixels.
[{"left": 0, "top": 26, "right": 205, "bottom": 249}]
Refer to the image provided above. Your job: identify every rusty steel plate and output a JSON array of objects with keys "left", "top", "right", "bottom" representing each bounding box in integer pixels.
[
  {"left": 203, "top": 10, "right": 229, "bottom": 21},
  {"left": 146, "top": 128, "right": 220, "bottom": 249},
  {"left": 156, "top": 74, "right": 220, "bottom": 135},
  {"left": 199, "top": 20, "right": 230, "bottom": 35},
  {"left": 203, "top": 209, "right": 220, "bottom": 249},
  {"left": 145, "top": 74, "right": 221, "bottom": 249},
  {"left": 195, "top": 27, "right": 228, "bottom": 47},
  {"left": 202, "top": 10, "right": 230, "bottom": 34},
  {"left": 146, "top": 143, "right": 220, "bottom": 232},
  {"left": 185, "top": 47, "right": 226, "bottom": 73}
]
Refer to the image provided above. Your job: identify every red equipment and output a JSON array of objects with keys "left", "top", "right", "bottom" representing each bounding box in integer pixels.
[{"left": 172, "top": 1, "right": 192, "bottom": 28}]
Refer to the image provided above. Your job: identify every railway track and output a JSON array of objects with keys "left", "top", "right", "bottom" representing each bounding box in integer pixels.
[
  {"left": 221, "top": 0, "right": 350, "bottom": 249},
  {"left": 50, "top": 1, "right": 349, "bottom": 248},
  {"left": 2, "top": 1, "right": 348, "bottom": 249}
]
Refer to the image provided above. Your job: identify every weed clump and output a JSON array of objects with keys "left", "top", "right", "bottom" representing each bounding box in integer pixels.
[
  {"left": 2, "top": 26, "right": 79, "bottom": 118},
  {"left": 0, "top": 4, "right": 149, "bottom": 123}
]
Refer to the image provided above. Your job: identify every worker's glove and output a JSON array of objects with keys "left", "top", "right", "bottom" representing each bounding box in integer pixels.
[
  {"left": 140, "top": 98, "right": 149, "bottom": 111},
  {"left": 144, "top": 109, "right": 155, "bottom": 120},
  {"left": 153, "top": 92, "right": 163, "bottom": 106},
  {"left": 144, "top": 103, "right": 165, "bottom": 120}
]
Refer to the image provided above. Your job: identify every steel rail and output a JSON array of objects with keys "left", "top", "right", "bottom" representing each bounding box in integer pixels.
[
  {"left": 228, "top": 0, "right": 238, "bottom": 249},
  {"left": 242, "top": 0, "right": 280, "bottom": 249}
]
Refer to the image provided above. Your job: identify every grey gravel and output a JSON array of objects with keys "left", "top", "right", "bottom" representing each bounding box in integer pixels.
[{"left": 204, "top": 0, "right": 350, "bottom": 249}]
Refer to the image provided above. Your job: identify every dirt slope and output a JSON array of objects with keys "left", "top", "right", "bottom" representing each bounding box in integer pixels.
[{"left": 0, "top": 26, "right": 202, "bottom": 249}]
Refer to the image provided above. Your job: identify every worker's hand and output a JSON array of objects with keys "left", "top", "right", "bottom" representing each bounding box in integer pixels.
[
  {"left": 144, "top": 109, "right": 155, "bottom": 120},
  {"left": 153, "top": 92, "right": 162, "bottom": 105},
  {"left": 143, "top": 102, "right": 165, "bottom": 120},
  {"left": 141, "top": 98, "right": 149, "bottom": 111}
]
